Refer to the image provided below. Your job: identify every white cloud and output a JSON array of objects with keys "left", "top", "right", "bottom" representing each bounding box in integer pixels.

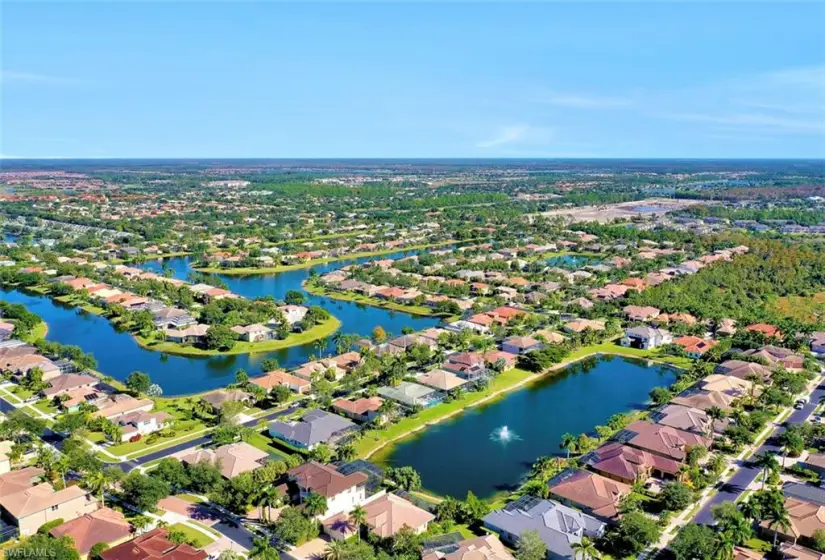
[
  {"left": 0, "top": 70, "right": 98, "bottom": 87},
  {"left": 530, "top": 91, "right": 630, "bottom": 109},
  {"left": 477, "top": 124, "right": 532, "bottom": 148}
]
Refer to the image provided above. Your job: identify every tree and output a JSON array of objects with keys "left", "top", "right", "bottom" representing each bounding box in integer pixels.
[
  {"left": 811, "top": 529, "right": 825, "bottom": 553},
  {"left": 660, "top": 482, "right": 694, "bottom": 511},
  {"left": 261, "top": 358, "right": 280, "bottom": 372},
  {"left": 120, "top": 472, "right": 170, "bottom": 511},
  {"left": 324, "top": 540, "right": 346, "bottom": 560},
  {"left": 256, "top": 485, "right": 285, "bottom": 524},
  {"left": 464, "top": 490, "right": 490, "bottom": 522},
  {"left": 303, "top": 492, "right": 328, "bottom": 517},
  {"left": 350, "top": 504, "right": 367, "bottom": 541},
  {"left": 151, "top": 458, "right": 191, "bottom": 491},
  {"left": 310, "top": 443, "right": 333, "bottom": 464},
  {"left": 205, "top": 325, "right": 236, "bottom": 350},
  {"left": 649, "top": 386, "right": 672, "bottom": 406},
  {"left": 273, "top": 507, "right": 320, "bottom": 545},
  {"left": 571, "top": 536, "right": 600, "bottom": 560},
  {"left": 89, "top": 542, "right": 110, "bottom": 560},
  {"left": 234, "top": 370, "right": 249, "bottom": 386},
  {"left": 284, "top": 290, "right": 305, "bottom": 305},
  {"left": 516, "top": 530, "right": 547, "bottom": 560},
  {"left": 670, "top": 523, "right": 718, "bottom": 560},
  {"left": 754, "top": 452, "right": 780, "bottom": 489},
  {"left": 6, "top": 534, "right": 80, "bottom": 560},
  {"left": 711, "top": 502, "right": 752, "bottom": 545},
  {"left": 337, "top": 442, "right": 356, "bottom": 463},
  {"left": 83, "top": 470, "right": 109, "bottom": 506},
  {"left": 766, "top": 502, "right": 791, "bottom": 547},
  {"left": 126, "top": 371, "right": 152, "bottom": 395},
  {"left": 371, "top": 326, "right": 387, "bottom": 344},
  {"left": 560, "top": 433, "right": 576, "bottom": 458},
  {"left": 249, "top": 536, "right": 280, "bottom": 560},
  {"left": 605, "top": 511, "right": 661, "bottom": 557},
  {"left": 386, "top": 466, "right": 422, "bottom": 491}
]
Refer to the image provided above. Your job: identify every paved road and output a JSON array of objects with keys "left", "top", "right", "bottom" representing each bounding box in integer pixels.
[{"left": 694, "top": 382, "right": 825, "bottom": 525}]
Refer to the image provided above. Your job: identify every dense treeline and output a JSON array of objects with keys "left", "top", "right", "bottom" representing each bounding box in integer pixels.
[{"left": 627, "top": 239, "right": 825, "bottom": 323}]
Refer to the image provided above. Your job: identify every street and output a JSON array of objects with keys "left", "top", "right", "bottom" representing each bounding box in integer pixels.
[{"left": 693, "top": 382, "right": 825, "bottom": 524}]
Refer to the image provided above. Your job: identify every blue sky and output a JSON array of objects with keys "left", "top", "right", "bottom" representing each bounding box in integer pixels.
[{"left": 2, "top": 2, "right": 824, "bottom": 159}]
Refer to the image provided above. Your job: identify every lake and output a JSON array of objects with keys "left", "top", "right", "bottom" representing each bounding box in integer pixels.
[
  {"left": 375, "top": 355, "right": 677, "bottom": 498},
  {"left": 545, "top": 254, "right": 601, "bottom": 269},
  {"left": 0, "top": 250, "right": 442, "bottom": 395}
]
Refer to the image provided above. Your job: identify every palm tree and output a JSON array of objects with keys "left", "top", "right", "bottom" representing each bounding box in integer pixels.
[
  {"left": 714, "top": 531, "right": 736, "bottom": 560},
  {"left": 745, "top": 373, "right": 762, "bottom": 404},
  {"left": 255, "top": 486, "right": 282, "bottom": 524},
  {"left": 379, "top": 399, "right": 399, "bottom": 422},
  {"left": 323, "top": 540, "right": 346, "bottom": 560},
  {"left": 84, "top": 471, "right": 108, "bottom": 506},
  {"left": 705, "top": 406, "right": 726, "bottom": 440},
  {"left": 571, "top": 536, "right": 600, "bottom": 560},
  {"left": 766, "top": 505, "right": 791, "bottom": 548},
  {"left": 754, "top": 452, "right": 780, "bottom": 489},
  {"left": 55, "top": 454, "right": 71, "bottom": 488},
  {"left": 249, "top": 537, "right": 279, "bottom": 560},
  {"left": 350, "top": 504, "right": 367, "bottom": 541},
  {"left": 560, "top": 433, "right": 576, "bottom": 459},
  {"left": 130, "top": 515, "right": 153, "bottom": 535},
  {"left": 303, "top": 492, "right": 328, "bottom": 518}
]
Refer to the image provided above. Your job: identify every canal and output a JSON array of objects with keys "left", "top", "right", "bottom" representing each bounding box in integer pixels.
[
  {"left": 374, "top": 355, "right": 678, "bottom": 499},
  {"left": 1, "top": 251, "right": 441, "bottom": 395}
]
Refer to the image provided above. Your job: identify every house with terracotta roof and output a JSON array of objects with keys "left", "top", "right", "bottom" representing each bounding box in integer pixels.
[
  {"left": 41, "top": 373, "right": 99, "bottom": 399},
  {"left": 715, "top": 360, "right": 773, "bottom": 382},
  {"left": 422, "top": 535, "right": 514, "bottom": 560},
  {"left": 742, "top": 345, "right": 805, "bottom": 371},
  {"left": 650, "top": 404, "right": 726, "bottom": 436},
  {"left": 324, "top": 493, "right": 434, "bottom": 540},
  {"left": 546, "top": 469, "right": 630, "bottom": 522},
  {"left": 781, "top": 543, "right": 825, "bottom": 560},
  {"left": 673, "top": 336, "right": 719, "bottom": 359},
  {"left": 417, "top": 369, "right": 469, "bottom": 392},
  {"left": 483, "top": 350, "right": 518, "bottom": 370},
  {"left": 251, "top": 370, "right": 311, "bottom": 394},
  {"left": 0, "top": 481, "right": 97, "bottom": 536},
  {"left": 287, "top": 461, "right": 369, "bottom": 519},
  {"left": 670, "top": 388, "right": 737, "bottom": 412},
  {"left": 0, "top": 467, "right": 44, "bottom": 499},
  {"left": 623, "top": 305, "right": 660, "bottom": 322},
  {"left": 163, "top": 324, "right": 209, "bottom": 344},
  {"left": 100, "top": 528, "right": 207, "bottom": 560},
  {"left": 583, "top": 442, "right": 681, "bottom": 485},
  {"left": 181, "top": 442, "right": 268, "bottom": 479},
  {"left": 562, "top": 319, "right": 605, "bottom": 334},
  {"left": 444, "top": 352, "right": 487, "bottom": 379},
  {"left": 620, "top": 278, "right": 647, "bottom": 292},
  {"left": 49, "top": 507, "right": 132, "bottom": 554},
  {"left": 332, "top": 397, "right": 385, "bottom": 424},
  {"left": 745, "top": 323, "right": 782, "bottom": 339},
  {"left": 200, "top": 389, "right": 253, "bottom": 412},
  {"left": 620, "top": 421, "right": 711, "bottom": 462},
  {"left": 94, "top": 394, "right": 155, "bottom": 421},
  {"left": 759, "top": 497, "right": 825, "bottom": 544},
  {"left": 501, "top": 336, "right": 543, "bottom": 355}
]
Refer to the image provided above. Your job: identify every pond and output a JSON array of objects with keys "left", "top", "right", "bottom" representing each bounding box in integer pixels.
[
  {"left": 545, "top": 254, "right": 601, "bottom": 269},
  {"left": 375, "top": 355, "right": 678, "bottom": 499},
  {"left": 0, "top": 249, "right": 441, "bottom": 395}
]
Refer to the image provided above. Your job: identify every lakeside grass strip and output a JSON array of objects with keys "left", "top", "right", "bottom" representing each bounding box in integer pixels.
[
  {"left": 303, "top": 283, "right": 444, "bottom": 317},
  {"left": 192, "top": 239, "right": 468, "bottom": 275}
]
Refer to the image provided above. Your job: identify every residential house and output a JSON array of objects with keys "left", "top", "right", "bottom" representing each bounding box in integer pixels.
[
  {"left": 811, "top": 332, "right": 825, "bottom": 355},
  {"left": 715, "top": 360, "right": 773, "bottom": 383},
  {"left": 745, "top": 323, "right": 782, "bottom": 339},
  {"left": 151, "top": 307, "right": 196, "bottom": 329},
  {"left": 163, "top": 324, "right": 209, "bottom": 344},
  {"left": 230, "top": 323, "right": 272, "bottom": 342},
  {"left": 417, "top": 369, "right": 469, "bottom": 392},
  {"left": 717, "top": 318, "right": 737, "bottom": 337},
  {"left": 742, "top": 345, "right": 805, "bottom": 371},
  {"left": 673, "top": 336, "right": 719, "bottom": 359},
  {"left": 422, "top": 535, "right": 514, "bottom": 560},
  {"left": 620, "top": 421, "right": 711, "bottom": 462},
  {"left": 562, "top": 319, "right": 605, "bottom": 334},
  {"left": 269, "top": 409, "right": 356, "bottom": 450},
  {"left": 483, "top": 497, "right": 606, "bottom": 560},
  {"left": 670, "top": 389, "right": 737, "bottom": 412},
  {"left": 200, "top": 389, "right": 252, "bottom": 412},
  {"left": 650, "top": 404, "right": 726, "bottom": 436},
  {"left": 41, "top": 373, "right": 99, "bottom": 399},
  {"left": 279, "top": 305, "right": 309, "bottom": 326},
  {"left": 49, "top": 507, "right": 132, "bottom": 555},
  {"left": 546, "top": 469, "right": 630, "bottom": 522},
  {"left": 759, "top": 497, "right": 825, "bottom": 544},
  {"left": 620, "top": 326, "right": 672, "bottom": 350},
  {"left": 251, "top": 370, "right": 311, "bottom": 394},
  {"left": 116, "top": 411, "right": 170, "bottom": 442},
  {"left": 501, "top": 336, "right": 543, "bottom": 355},
  {"left": 100, "top": 528, "right": 207, "bottom": 560},
  {"left": 623, "top": 306, "right": 660, "bottom": 322},
  {"left": 582, "top": 442, "right": 681, "bottom": 485},
  {"left": 0, "top": 482, "right": 98, "bottom": 536},
  {"left": 780, "top": 543, "right": 825, "bottom": 560},
  {"left": 332, "top": 397, "right": 385, "bottom": 424},
  {"left": 287, "top": 461, "right": 368, "bottom": 519},
  {"left": 94, "top": 394, "right": 155, "bottom": 421},
  {"left": 325, "top": 493, "right": 434, "bottom": 540},
  {"left": 181, "top": 442, "right": 268, "bottom": 479},
  {"left": 444, "top": 352, "right": 487, "bottom": 379},
  {"left": 483, "top": 350, "right": 518, "bottom": 370},
  {"left": 378, "top": 382, "right": 440, "bottom": 408},
  {"left": 799, "top": 453, "right": 825, "bottom": 479}
]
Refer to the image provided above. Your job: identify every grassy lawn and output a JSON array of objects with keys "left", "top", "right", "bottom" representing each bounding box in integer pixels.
[
  {"left": 104, "top": 419, "right": 208, "bottom": 457},
  {"left": 134, "top": 317, "right": 341, "bottom": 356},
  {"left": 33, "top": 399, "right": 57, "bottom": 415},
  {"left": 10, "top": 386, "right": 35, "bottom": 400},
  {"left": 168, "top": 523, "right": 217, "bottom": 548},
  {"left": 565, "top": 341, "right": 692, "bottom": 369},
  {"left": 244, "top": 429, "right": 293, "bottom": 461},
  {"left": 175, "top": 493, "right": 205, "bottom": 503},
  {"left": 304, "top": 284, "right": 440, "bottom": 317},
  {"left": 193, "top": 239, "right": 465, "bottom": 275},
  {"left": 53, "top": 294, "right": 106, "bottom": 315},
  {"left": 20, "top": 321, "right": 48, "bottom": 343},
  {"left": 356, "top": 367, "right": 534, "bottom": 458}
]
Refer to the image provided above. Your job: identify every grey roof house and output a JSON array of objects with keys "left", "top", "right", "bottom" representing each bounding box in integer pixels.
[
  {"left": 483, "top": 496, "right": 606, "bottom": 560},
  {"left": 377, "top": 381, "right": 440, "bottom": 408},
  {"left": 268, "top": 409, "right": 356, "bottom": 450}
]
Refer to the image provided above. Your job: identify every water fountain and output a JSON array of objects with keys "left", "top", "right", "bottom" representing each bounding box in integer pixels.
[{"left": 490, "top": 425, "right": 520, "bottom": 444}]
